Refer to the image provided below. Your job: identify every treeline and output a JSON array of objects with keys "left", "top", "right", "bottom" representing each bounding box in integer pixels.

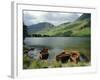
[
  {"left": 27, "top": 34, "right": 50, "bottom": 37},
  {"left": 23, "top": 23, "right": 28, "bottom": 40}
]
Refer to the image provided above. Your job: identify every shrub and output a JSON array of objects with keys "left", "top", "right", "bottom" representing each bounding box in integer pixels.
[{"left": 23, "top": 54, "right": 31, "bottom": 69}]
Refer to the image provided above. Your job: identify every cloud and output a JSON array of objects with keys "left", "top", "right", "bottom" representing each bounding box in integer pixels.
[
  {"left": 23, "top": 11, "right": 82, "bottom": 26},
  {"left": 23, "top": 11, "right": 47, "bottom": 26},
  {"left": 23, "top": 12, "right": 37, "bottom": 26},
  {"left": 44, "top": 12, "right": 82, "bottom": 25}
]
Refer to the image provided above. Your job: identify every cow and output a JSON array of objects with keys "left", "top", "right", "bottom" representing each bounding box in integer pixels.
[
  {"left": 70, "top": 51, "right": 80, "bottom": 64},
  {"left": 56, "top": 50, "right": 70, "bottom": 63},
  {"left": 39, "top": 48, "right": 49, "bottom": 60},
  {"left": 56, "top": 50, "right": 80, "bottom": 64}
]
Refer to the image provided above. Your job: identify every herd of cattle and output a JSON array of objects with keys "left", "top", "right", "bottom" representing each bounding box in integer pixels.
[
  {"left": 24, "top": 48, "right": 85, "bottom": 64},
  {"left": 39, "top": 48, "right": 80, "bottom": 64}
]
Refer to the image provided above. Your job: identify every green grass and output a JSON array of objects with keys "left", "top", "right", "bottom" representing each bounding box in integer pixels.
[
  {"left": 23, "top": 54, "right": 31, "bottom": 69},
  {"left": 23, "top": 53, "right": 90, "bottom": 69},
  {"left": 62, "top": 62, "right": 90, "bottom": 67},
  {"left": 72, "top": 27, "right": 90, "bottom": 36},
  {"left": 24, "top": 58, "right": 90, "bottom": 69},
  {"left": 29, "top": 60, "right": 50, "bottom": 69}
]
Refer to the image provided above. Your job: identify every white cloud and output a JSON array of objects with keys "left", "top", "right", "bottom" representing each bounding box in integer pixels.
[
  {"left": 44, "top": 12, "right": 82, "bottom": 25},
  {"left": 23, "top": 11, "right": 82, "bottom": 26}
]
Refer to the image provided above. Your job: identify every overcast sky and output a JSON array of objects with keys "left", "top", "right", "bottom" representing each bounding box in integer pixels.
[{"left": 23, "top": 11, "right": 82, "bottom": 26}]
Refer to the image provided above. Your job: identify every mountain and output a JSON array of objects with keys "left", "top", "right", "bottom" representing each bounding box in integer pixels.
[
  {"left": 27, "top": 22, "right": 54, "bottom": 34},
  {"left": 77, "top": 13, "right": 91, "bottom": 21},
  {"left": 27, "top": 13, "right": 91, "bottom": 37},
  {"left": 36, "top": 13, "right": 91, "bottom": 37}
]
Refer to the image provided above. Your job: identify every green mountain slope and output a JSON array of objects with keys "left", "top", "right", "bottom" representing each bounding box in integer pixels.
[
  {"left": 30, "top": 13, "right": 91, "bottom": 37},
  {"left": 28, "top": 22, "right": 54, "bottom": 34}
]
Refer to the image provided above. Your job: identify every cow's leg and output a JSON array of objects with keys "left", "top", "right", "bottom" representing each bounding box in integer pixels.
[{"left": 70, "top": 57, "right": 77, "bottom": 64}]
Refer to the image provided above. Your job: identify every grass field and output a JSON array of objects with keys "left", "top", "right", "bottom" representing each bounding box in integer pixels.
[{"left": 23, "top": 52, "right": 90, "bottom": 69}]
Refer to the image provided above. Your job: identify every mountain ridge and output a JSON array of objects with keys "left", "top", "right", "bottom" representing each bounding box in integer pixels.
[
  {"left": 26, "top": 13, "right": 91, "bottom": 37},
  {"left": 28, "top": 22, "right": 54, "bottom": 34}
]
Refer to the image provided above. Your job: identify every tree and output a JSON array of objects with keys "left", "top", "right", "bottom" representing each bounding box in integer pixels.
[{"left": 23, "top": 23, "right": 28, "bottom": 40}]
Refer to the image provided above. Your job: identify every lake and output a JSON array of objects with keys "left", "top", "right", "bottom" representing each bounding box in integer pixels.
[{"left": 24, "top": 37, "right": 90, "bottom": 48}]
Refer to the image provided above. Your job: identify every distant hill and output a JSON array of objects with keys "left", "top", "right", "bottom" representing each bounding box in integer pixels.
[
  {"left": 77, "top": 13, "right": 91, "bottom": 21},
  {"left": 27, "top": 22, "right": 54, "bottom": 34},
  {"left": 26, "top": 13, "right": 91, "bottom": 37}
]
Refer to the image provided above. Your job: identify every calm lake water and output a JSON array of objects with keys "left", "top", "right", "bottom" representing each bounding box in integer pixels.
[
  {"left": 24, "top": 37, "right": 90, "bottom": 60},
  {"left": 24, "top": 37, "right": 90, "bottom": 48}
]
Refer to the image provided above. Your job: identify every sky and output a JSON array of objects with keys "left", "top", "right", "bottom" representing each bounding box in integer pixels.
[{"left": 23, "top": 10, "right": 82, "bottom": 26}]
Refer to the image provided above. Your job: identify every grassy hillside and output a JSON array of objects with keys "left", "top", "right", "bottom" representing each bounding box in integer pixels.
[
  {"left": 37, "top": 19, "right": 90, "bottom": 37},
  {"left": 29, "top": 14, "right": 91, "bottom": 37}
]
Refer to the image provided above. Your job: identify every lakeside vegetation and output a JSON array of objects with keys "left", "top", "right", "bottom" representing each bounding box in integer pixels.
[
  {"left": 23, "top": 46, "right": 90, "bottom": 69},
  {"left": 23, "top": 54, "right": 90, "bottom": 69}
]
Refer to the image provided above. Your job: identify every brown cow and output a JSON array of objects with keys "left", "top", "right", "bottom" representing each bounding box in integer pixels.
[
  {"left": 56, "top": 50, "right": 80, "bottom": 64},
  {"left": 39, "top": 48, "right": 49, "bottom": 60},
  {"left": 70, "top": 51, "right": 80, "bottom": 64},
  {"left": 56, "top": 50, "right": 70, "bottom": 63}
]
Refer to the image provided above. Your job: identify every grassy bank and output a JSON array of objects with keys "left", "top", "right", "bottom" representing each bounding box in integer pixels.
[{"left": 23, "top": 54, "right": 90, "bottom": 69}]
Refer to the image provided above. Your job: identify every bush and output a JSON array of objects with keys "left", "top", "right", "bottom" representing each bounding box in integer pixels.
[
  {"left": 50, "top": 60, "right": 62, "bottom": 67},
  {"left": 29, "top": 60, "right": 50, "bottom": 69},
  {"left": 23, "top": 54, "right": 31, "bottom": 69}
]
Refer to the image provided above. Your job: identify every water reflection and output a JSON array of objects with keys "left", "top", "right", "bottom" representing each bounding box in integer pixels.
[{"left": 24, "top": 37, "right": 90, "bottom": 49}]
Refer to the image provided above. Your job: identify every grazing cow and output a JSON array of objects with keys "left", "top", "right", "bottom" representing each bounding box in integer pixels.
[
  {"left": 70, "top": 51, "right": 80, "bottom": 64},
  {"left": 56, "top": 50, "right": 70, "bottom": 63},
  {"left": 39, "top": 48, "right": 49, "bottom": 60}
]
